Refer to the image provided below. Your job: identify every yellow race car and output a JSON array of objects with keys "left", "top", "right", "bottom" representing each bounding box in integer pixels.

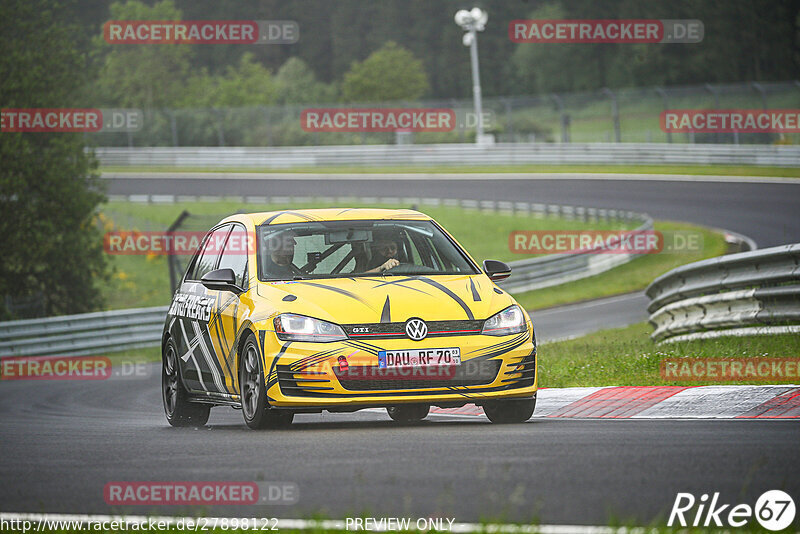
[{"left": 161, "top": 208, "right": 537, "bottom": 429}]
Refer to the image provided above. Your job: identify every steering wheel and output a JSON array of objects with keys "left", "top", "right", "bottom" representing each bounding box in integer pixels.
[{"left": 384, "top": 263, "right": 437, "bottom": 274}]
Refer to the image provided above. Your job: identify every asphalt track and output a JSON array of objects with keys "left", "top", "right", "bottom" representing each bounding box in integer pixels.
[
  {"left": 0, "top": 173, "right": 797, "bottom": 526},
  {"left": 1, "top": 371, "right": 799, "bottom": 525},
  {"left": 103, "top": 173, "right": 800, "bottom": 246}
]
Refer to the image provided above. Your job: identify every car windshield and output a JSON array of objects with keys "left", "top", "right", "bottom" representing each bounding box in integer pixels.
[{"left": 257, "top": 219, "right": 478, "bottom": 280}]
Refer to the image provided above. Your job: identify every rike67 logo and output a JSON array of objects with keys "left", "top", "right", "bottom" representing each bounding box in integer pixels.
[{"left": 668, "top": 490, "right": 796, "bottom": 531}]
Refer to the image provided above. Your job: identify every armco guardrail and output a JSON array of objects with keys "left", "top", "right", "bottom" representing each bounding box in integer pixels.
[
  {"left": 500, "top": 216, "right": 653, "bottom": 293},
  {"left": 2, "top": 198, "right": 652, "bottom": 358},
  {"left": 93, "top": 143, "right": 800, "bottom": 168},
  {"left": 0, "top": 306, "right": 168, "bottom": 358},
  {"left": 646, "top": 244, "right": 800, "bottom": 343}
]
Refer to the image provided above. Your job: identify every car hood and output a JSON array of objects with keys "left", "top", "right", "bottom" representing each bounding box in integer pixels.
[{"left": 255, "top": 274, "right": 515, "bottom": 324}]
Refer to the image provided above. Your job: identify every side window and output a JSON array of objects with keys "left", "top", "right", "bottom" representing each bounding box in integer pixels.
[
  {"left": 189, "top": 225, "right": 232, "bottom": 281},
  {"left": 217, "top": 224, "right": 249, "bottom": 288}
]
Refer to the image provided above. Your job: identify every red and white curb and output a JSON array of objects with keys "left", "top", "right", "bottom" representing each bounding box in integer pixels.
[{"left": 430, "top": 385, "right": 800, "bottom": 419}]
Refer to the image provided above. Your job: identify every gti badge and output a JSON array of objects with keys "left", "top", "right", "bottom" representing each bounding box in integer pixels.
[{"left": 405, "top": 318, "right": 428, "bottom": 341}]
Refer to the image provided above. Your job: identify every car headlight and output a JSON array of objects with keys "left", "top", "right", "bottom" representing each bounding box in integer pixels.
[
  {"left": 482, "top": 305, "right": 527, "bottom": 336},
  {"left": 273, "top": 313, "right": 347, "bottom": 342}
]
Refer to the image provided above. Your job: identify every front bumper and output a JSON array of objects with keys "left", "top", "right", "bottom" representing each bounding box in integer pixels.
[{"left": 261, "top": 327, "right": 537, "bottom": 408}]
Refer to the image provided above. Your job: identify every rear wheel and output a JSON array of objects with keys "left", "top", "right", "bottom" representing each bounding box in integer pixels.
[
  {"left": 387, "top": 404, "right": 430, "bottom": 423},
  {"left": 240, "top": 334, "right": 294, "bottom": 430},
  {"left": 483, "top": 396, "right": 536, "bottom": 424},
  {"left": 162, "top": 338, "right": 210, "bottom": 427}
]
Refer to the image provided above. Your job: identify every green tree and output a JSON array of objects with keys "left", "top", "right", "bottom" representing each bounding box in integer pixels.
[
  {"left": 274, "top": 57, "right": 337, "bottom": 105},
  {"left": 0, "top": 0, "right": 107, "bottom": 318},
  {"left": 341, "top": 42, "right": 429, "bottom": 102},
  {"left": 93, "top": 0, "right": 192, "bottom": 108},
  {"left": 182, "top": 53, "right": 277, "bottom": 108}
]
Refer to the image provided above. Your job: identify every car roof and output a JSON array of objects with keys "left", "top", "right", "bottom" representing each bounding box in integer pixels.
[{"left": 221, "top": 208, "right": 432, "bottom": 226}]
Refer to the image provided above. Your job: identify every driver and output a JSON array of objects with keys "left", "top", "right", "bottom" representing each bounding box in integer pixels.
[
  {"left": 365, "top": 237, "right": 400, "bottom": 273},
  {"left": 263, "top": 230, "right": 303, "bottom": 279}
]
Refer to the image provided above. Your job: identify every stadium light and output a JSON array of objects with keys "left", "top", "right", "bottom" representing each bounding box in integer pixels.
[{"left": 454, "top": 8, "right": 488, "bottom": 143}]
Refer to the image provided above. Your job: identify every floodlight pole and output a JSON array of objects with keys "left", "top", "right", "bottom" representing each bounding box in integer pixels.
[
  {"left": 467, "top": 29, "right": 484, "bottom": 141},
  {"left": 456, "top": 8, "right": 488, "bottom": 144}
]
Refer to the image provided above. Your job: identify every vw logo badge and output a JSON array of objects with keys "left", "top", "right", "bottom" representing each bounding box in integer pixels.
[{"left": 405, "top": 318, "right": 428, "bottom": 341}]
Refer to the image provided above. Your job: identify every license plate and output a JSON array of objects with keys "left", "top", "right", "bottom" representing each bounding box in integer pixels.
[{"left": 378, "top": 348, "right": 461, "bottom": 368}]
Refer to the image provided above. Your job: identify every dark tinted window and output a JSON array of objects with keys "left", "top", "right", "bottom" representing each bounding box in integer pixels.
[
  {"left": 188, "top": 225, "right": 232, "bottom": 281},
  {"left": 217, "top": 225, "right": 249, "bottom": 288}
]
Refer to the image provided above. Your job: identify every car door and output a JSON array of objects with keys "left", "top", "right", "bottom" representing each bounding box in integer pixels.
[
  {"left": 171, "top": 224, "right": 232, "bottom": 394},
  {"left": 206, "top": 223, "right": 251, "bottom": 394}
]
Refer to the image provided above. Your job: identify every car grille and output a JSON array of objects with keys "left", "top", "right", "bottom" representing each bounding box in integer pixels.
[
  {"left": 342, "top": 319, "right": 484, "bottom": 340},
  {"left": 334, "top": 360, "right": 501, "bottom": 391}
]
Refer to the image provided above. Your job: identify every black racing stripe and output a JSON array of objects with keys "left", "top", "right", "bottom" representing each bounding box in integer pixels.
[
  {"left": 266, "top": 341, "right": 292, "bottom": 388},
  {"left": 261, "top": 211, "right": 320, "bottom": 225},
  {"left": 414, "top": 276, "right": 475, "bottom": 320},
  {"left": 344, "top": 340, "right": 381, "bottom": 356},
  {"left": 231, "top": 300, "right": 239, "bottom": 339},
  {"left": 290, "top": 348, "right": 341, "bottom": 371},
  {"left": 371, "top": 278, "right": 433, "bottom": 296},
  {"left": 380, "top": 296, "right": 391, "bottom": 323},
  {"left": 213, "top": 299, "right": 229, "bottom": 356},
  {"left": 215, "top": 293, "right": 241, "bottom": 387},
  {"left": 293, "top": 352, "right": 339, "bottom": 372},
  {"left": 201, "top": 324, "right": 231, "bottom": 395},
  {"left": 466, "top": 332, "right": 529, "bottom": 356},
  {"left": 477, "top": 334, "right": 530, "bottom": 360},
  {"left": 469, "top": 278, "right": 481, "bottom": 302},
  {"left": 296, "top": 281, "right": 370, "bottom": 306}
]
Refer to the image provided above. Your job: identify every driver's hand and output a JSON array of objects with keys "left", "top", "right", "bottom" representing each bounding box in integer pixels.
[{"left": 380, "top": 258, "right": 400, "bottom": 272}]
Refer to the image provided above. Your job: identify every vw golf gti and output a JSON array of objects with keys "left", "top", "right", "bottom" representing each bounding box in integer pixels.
[{"left": 161, "top": 208, "right": 537, "bottom": 429}]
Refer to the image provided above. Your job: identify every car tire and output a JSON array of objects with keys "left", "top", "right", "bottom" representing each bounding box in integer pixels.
[
  {"left": 162, "top": 337, "right": 211, "bottom": 427},
  {"left": 387, "top": 404, "right": 430, "bottom": 423},
  {"left": 240, "top": 333, "right": 294, "bottom": 430},
  {"left": 483, "top": 396, "right": 536, "bottom": 424}
]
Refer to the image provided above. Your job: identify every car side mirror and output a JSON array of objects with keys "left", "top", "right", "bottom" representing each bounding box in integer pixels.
[
  {"left": 200, "top": 268, "right": 243, "bottom": 294},
  {"left": 482, "top": 259, "right": 511, "bottom": 282}
]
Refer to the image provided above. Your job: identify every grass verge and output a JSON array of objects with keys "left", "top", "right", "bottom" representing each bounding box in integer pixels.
[
  {"left": 100, "top": 163, "right": 800, "bottom": 177},
  {"left": 540, "top": 322, "right": 800, "bottom": 388}
]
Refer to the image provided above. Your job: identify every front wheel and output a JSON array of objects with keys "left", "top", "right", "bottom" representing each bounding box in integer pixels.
[
  {"left": 483, "top": 396, "right": 536, "bottom": 424},
  {"left": 162, "top": 338, "right": 210, "bottom": 427},
  {"left": 387, "top": 404, "right": 430, "bottom": 423},
  {"left": 240, "top": 334, "right": 294, "bottom": 430}
]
